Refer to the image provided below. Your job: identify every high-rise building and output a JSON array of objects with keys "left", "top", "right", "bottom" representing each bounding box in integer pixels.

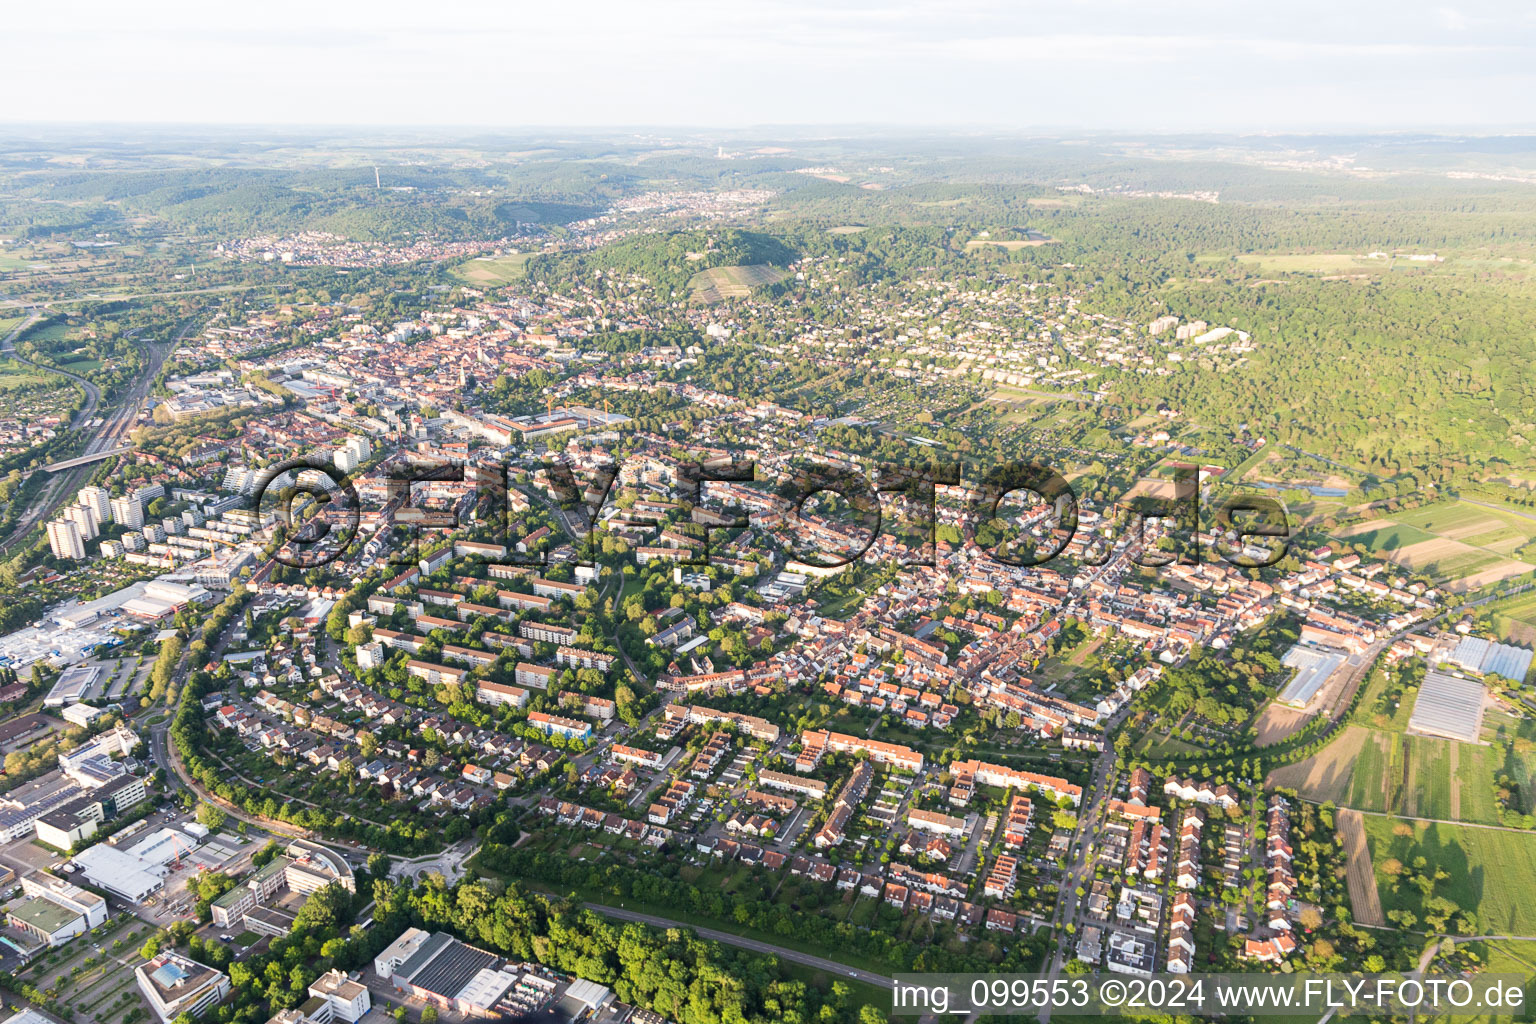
[
  {"left": 333, "top": 446, "right": 359, "bottom": 473},
  {"left": 66, "top": 503, "right": 99, "bottom": 540},
  {"left": 78, "top": 485, "right": 111, "bottom": 522},
  {"left": 110, "top": 495, "right": 144, "bottom": 528},
  {"left": 47, "top": 519, "right": 86, "bottom": 560},
  {"left": 222, "top": 466, "right": 255, "bottom": 494}
]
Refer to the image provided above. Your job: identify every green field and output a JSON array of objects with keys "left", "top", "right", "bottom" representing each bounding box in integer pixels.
[
  {"left": 1282, "top": 723, "right": 1504, "bottom": 825},
  {"left": 0, "top": 360, "right": 61, "bottom": 391},
  {"left": 1339, "top": 521, "right": 1437, "bottom": 553},
  {"left": 1395, "top": 501, "right": 1519, "bottom": 533},
  {"left": 1484, "top": 590, "right": 1536, "bottom": 643},
  {"left": 1443, "top": 939, "right": 1536, "bottom": 1024},
  {"left": 1346, "top": 731, "right": 1404, "bottom": 810},
  {"left": 1365, "top": 816, "right": 1536, "bottom": 933},
  {"left": 450, "top": 253, "right": 530, "bottom": 287}
]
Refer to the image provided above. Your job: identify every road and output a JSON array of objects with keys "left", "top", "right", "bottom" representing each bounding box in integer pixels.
[
  {"left": 388, "top": 841, "right": 478, "bottom": 884},
  {"left": 0, "top": 312, "right": 188, "bottom": 552},
  {"left": 582, "top": 902, "right": 895, "bottom": 989},
  {"left": 1036, "top": 706, "right": 1132, "bottom": 1024}
]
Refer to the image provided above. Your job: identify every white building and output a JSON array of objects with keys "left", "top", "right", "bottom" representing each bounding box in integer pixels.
[
  {"left": 78, "top": 485, "right": 111, "bottom": 522},
  {"left": 47, "top": 519, "right": 86, "bottom": 560},
  {"left": 7, "top": 872, "right": 110, "bottom": 947},
  {"left": 66, "top": 503, "right": 100, "bottom": 540},
  {"left": 307, "top": 970, "right": 371, "bottom": 1023},
  {"left": 374, "top": 927, "right": 430, "bottom": 979},
  {"left": 71, "top": 838, "right": 167, "bottom": 902},
  {"left": 135, "top": 953, "right": 230, "bottom": 1023},
  {"left": 110, "top": 495, "right": 145, "bottom": 529}
]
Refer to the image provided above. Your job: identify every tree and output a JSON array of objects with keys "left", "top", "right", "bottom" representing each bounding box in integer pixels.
[
  {"left": 420, "top": 1008, "right": 437, "bottom": 1024},
  {"left": 195, "top": 803, "right": 228, "bottom": 831}
]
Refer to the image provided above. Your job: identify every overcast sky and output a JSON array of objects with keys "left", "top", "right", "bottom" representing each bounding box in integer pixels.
[{"left": 7, "top": 0, "right": 1534, "bottom": 130}]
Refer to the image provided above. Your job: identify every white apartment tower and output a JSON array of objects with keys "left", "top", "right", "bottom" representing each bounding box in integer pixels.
[
  {"left": 66, "top": 503, "right": 100, "bottom": 540},
  {"left": 78, "top": 485, "right": 111, "bottom": 522},
  {"left": 110, "top": 495, "right": 145, "bottom": 528},
  {"left": 47, "top": 519, "right": 86, "bottom": 560}
]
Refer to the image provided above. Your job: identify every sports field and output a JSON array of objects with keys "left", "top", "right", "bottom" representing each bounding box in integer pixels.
[
  {"left": 1364, "top": 816, "right": 1536, "bottom": 934},
  {"left": 964, "top": 236, "right": 1058, "bottom": 250}
]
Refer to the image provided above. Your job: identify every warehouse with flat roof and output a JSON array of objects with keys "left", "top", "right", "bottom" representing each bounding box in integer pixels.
[{"left": 1277, "top": 644, "right": 1347, "bottom": 709}]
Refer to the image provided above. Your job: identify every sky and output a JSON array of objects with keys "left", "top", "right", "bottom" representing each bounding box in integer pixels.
[{"left": 7, "top": 0, "right": 1536, "bottom": 131}]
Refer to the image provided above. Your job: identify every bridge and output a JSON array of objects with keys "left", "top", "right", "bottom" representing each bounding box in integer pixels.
[{"left": 44, "top": 444, "right": 134, "bottom": 473}]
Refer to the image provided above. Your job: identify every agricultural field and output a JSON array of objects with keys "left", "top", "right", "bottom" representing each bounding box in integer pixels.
[
  {"left": 1267, "top": 724, "right": 1370, "bottom": 804},
  {"left": 1333, "top": 520, "right": 1437, "bottom": 553},
  {"left": 1482, "top": 590, "right": 1536, "bottom": 644},
  {"left": 1333, "top": 500, "right": 1536, "bottom": 590},
  {"left": 1271, "top": 725, "right": 1504, "bottom": 825},
  {"left": 688, "top": 263, "right": 787, "bottom": 302},
  {"left": 0, "top": 253, "right": 48, "bottom": 271},
  {"left": 1364, "top": 815, "right": 1536, "bottom": 934},
  {"left": 450, "top": 253, "right": 530, "bottom": 287}
]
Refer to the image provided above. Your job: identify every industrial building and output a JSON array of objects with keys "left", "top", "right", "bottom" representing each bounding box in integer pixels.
[
  {"left": 44, "top": 664, "right": 103, "bottom": 707},
  {"left": 1276, "top": 643, "right": 1346, "bottom": 708},
  {"left": 381, "top": 930, "right": 513, "bottom": 1017},
  {"left": 71, "top": 840, "right": 169, "bottom": 902}
]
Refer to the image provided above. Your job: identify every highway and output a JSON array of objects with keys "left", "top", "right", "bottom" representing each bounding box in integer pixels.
[{"left": 582, "top": 902, "right": 896, "bottom": 989}]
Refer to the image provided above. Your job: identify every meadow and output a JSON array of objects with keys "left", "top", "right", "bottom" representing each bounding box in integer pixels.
[
  {"left": 450, "top": 252, "right": 530, "bottom": 287},
  {"left": 0, "top": 360, "right": 63, "bottom": 392},
  {"left": 1364, "top": 816, "right": 1536, "bottom": 934}
]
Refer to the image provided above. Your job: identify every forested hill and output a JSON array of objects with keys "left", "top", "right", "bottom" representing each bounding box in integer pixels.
[
  {"left": 526, "top": 228, "right": 797, "bottom": 295},
  {"left": 0, "top": 167, "right": 605, "bottom": 241}
]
